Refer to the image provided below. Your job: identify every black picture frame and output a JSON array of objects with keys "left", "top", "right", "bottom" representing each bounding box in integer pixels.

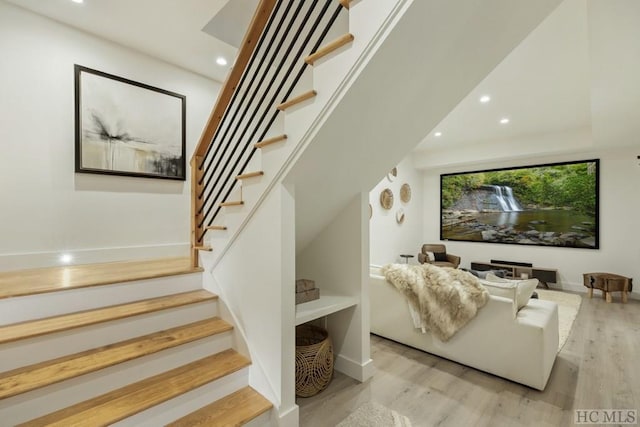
[
  {"left": 440, "top": 159, "right": 600, "bottom": 249},
  {"left": 74, "top": 65, "right": 186, "bottom": 180}
]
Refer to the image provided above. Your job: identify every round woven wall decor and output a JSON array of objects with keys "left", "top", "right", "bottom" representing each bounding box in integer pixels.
[
  {"left": 380, "top": 188, "right": 394, "bottom": 210},
  {"left": 400, "top": 183, "right": 412, "bottom": 203},
  {"left": 396, "top": 208, "right": 405, "bottom": 224},
  {"left": 295, "top": 324, "right": 334, "bottom": 397},
  {"left": 387, "top": 167, "right": 398, "bottom": 182}
]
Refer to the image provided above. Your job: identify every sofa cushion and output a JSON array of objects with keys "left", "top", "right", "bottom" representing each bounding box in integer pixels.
[
  {"left": 425, "top": 251, "right": 435, "bottom": 262},
  {"left": 433, "top": 252, "right": 448, "bottom": 262},
  {"left": 485, "top": 273, "right": 539, "bottom": 310}
]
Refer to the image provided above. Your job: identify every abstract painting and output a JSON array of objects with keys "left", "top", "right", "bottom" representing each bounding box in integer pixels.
[{"left": 74, "top": 65, "right": 186, "bottom": 180}]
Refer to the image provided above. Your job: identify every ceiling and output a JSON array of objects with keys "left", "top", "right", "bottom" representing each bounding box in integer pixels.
[
  {"left": 414, "top": 0, "right": 591, "bottom": 153},
  {"left": 3, "top": 0, "right": 256, "bottom": 82}
]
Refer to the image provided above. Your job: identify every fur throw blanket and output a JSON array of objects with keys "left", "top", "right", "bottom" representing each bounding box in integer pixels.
[{"left": 381, "top": 263, "right": 489, "bottom": 341}]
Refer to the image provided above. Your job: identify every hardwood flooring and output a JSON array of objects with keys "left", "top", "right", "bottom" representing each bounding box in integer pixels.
[
  {"left": 0, "top": 257, "right": 201, "bottom": 299},
  {"left": 298, "top": 294, "right": 640, "bottom": 427}
]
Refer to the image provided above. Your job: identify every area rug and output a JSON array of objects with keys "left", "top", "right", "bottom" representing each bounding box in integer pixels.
[
  {"left": 536, "top": 289, "right": 582, "bottom": 352},
  {"left": 336, "top": 402, "right": 412, "bottom": 427}
]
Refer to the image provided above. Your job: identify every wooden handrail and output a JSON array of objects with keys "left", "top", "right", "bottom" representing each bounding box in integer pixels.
[{"left": 192, "top": 0, "right": 278, "bottom": 160}]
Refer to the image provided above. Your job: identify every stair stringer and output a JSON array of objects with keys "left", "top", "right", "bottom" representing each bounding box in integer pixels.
[{"left": 200, "top": 184, "right": 296, "bottom": 427}]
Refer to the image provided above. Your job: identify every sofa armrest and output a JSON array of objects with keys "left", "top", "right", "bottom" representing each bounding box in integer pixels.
[
  {"left": 447, "top": 254, "right": 461, "bottom": 267},
  {"left": 418, "top": 253, "right": 427, "bottom": 264}
]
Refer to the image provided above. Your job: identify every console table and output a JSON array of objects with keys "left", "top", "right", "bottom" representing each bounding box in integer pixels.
[{"left": 471, "top": 261, "right": 557, "bottom": 289}]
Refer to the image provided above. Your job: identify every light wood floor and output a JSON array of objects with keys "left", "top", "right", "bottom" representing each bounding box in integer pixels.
[{"left": 298, "top": 294, "right": 640, "bottom": 427}]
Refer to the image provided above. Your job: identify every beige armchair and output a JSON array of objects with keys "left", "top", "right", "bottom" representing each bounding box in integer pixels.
[{"left": 418, "top": 244, "right": 460, "bottom": 268}]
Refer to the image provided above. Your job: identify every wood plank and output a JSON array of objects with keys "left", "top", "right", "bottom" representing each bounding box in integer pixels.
[
  {"left": 277, "top": 90, "right": 317, "bottom": 111},
  {"left": 255, "top": 134, "right": 287, "bottom": 149},
  {"left": 18, "top": 349, "right": 250, "bottom": 427},
  {"left": 191, "top": 156, "right": 204, "bottom": 268},
  {"left": 0, "top": 257, "right": 202, "bottom": 300},
  {"left": 0, "top": 290, "right": 217, "bottom": 345},
  {"left": 305, "top": 33, "right": 354, "bottom": 65},
  {"left": 205, "top": 225, "right": 228, "bottom": 231},
  {"left": 339, "top": 0, "right": 350, "bottom": 9},
  {"left": 0, "top": 318, "right": 232, "bottom": 400},
  {"left": 167, "top": 386, "right": 272, "bottom": 427},
  {"left": 220, "top": 200, "right": 244, "bottom": 207},
  {"left": 193, "top": 0, "right": 277, "bottom": 158},
  {"left": 193, "top": 246, "right": 213, "bottom": 252},
  {"left": 236, "top": 171, "right": 264, "bottom": 180}
]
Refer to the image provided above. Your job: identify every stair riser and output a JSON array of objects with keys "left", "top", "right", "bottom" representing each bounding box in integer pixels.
[
  {"left": 0, "top": 334, "right": 233, "bottom": 426},
  {"left": 0, "top": 273, "right": 203, "bottom": 325},
  {"left": 0, "top": 302, "right": 218, "bottom": 371},
  {"left": 111, "top": 368, "right": 248, "bottom": 427},
  {"left": 244, "top": 411, "right": 274, "bottom": 427}
]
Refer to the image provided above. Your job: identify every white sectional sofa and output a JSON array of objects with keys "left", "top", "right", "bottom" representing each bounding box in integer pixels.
[{"left": 369, "top": 267, "right": 559, "bottom": 390}]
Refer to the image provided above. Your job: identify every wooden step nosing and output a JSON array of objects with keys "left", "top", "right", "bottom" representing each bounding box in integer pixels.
[
  {"left": 17, "top": 350, "right": 251, "bottom": 427},
  {"left": 167, "top": 386, "right": 273, "bottom": 427},
  {"left": 0, "top": 290, "right": 217, "bottom": 345},
  {"left": 193, "top": 246, "right": 213, "bottom": 251},
  {"left": 0, "top": 318, "right": 233, "bottom": 400},
  {"left": 205, "top": 225, "right": 228, "bottom": 231},
  {"left": 0, "top": 257, "right": 203, "bottom": 301},
  {"left": 305, "top": 33, "right": 354, "bottom": 65},
  {"left": 236, "top": 170, "right": 264, "bottom": 180},
  {"left": 219, "top": 200, "right": 244, "bottom": 207},
  {"left": 277, "top": 90, "right": 317, "bottom": 111},
  {"left": 255, "top": 134, "right": 287, "bottom": 149}
]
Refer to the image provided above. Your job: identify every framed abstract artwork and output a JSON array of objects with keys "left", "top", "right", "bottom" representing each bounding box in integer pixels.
[{"left": 74, "top": 65, "right": 186, "bottom": 180}]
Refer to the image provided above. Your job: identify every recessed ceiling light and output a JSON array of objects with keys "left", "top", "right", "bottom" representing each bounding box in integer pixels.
[
  {"left": 500, "top": 118, "right": 510, "bottom": 124},
  {"left": 216, "top": 57, "right": 228, "bottom": 66},
  {"left": 480, "top": 95, "right": 491, "bottom": 103},
  {"left": 71, "top": 0, "right": 84, "bottom": 4},
  {"left": 434, "top": 132, "right": 442, "bottom": 137}
]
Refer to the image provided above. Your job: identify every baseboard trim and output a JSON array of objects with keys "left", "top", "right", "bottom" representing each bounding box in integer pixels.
[
  {"left": 0, "top": 243, "right": 190, "bottom": 271},
  {"left": 277, "top": 404, "right": 299, "bottom": 427},
  {"left": 335, "top": 354, "right": 374, "bottom": 382}
]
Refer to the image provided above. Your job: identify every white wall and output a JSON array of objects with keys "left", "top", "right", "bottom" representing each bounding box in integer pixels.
[
  {"left": 202, "top": 184, "right": 297, "bottom": 425},
  {"left": 421, "top": 144, "right": 639, "bottom": 296},
  {"left": 369, "top": 155, "right": 424, "bottom": 266},
  {"left": 0, "top": 1, "right": 220, "bottom": 269},
  {"left": 296, "top": 193, "right": 372, "bottom": 382}
]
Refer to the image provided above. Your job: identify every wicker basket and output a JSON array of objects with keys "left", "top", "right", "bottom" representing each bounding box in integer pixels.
[{"left": 295, "top": 324, "right": 333, "bottom": 397}]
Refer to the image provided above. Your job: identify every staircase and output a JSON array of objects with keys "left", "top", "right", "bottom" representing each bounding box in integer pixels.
[{"left": 0, "top": 258, "right": 272, "bottom": 426}]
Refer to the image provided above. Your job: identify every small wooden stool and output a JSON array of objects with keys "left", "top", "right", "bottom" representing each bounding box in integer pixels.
[{"left": 583, "top": 272, "right": 633, "bottom": 303}]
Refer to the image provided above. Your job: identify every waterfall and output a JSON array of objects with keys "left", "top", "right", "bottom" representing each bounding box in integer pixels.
[{"left": 490, "top": 185, "right": 522, "bottom": 212}]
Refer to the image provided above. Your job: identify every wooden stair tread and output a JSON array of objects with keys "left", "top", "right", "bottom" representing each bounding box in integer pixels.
[
  {"left": 0, "top": 317, "right": 232, "bottom": 400},
  {"left": 167, "top": 386, "right": 272, "bottom": 427},
  {"left": 0, "top": 257, "right": 202, "bottom": 300},
  {"left": 255, "top": 134, "right": 287, "bottom": 149},
  {"left": 305, "top": 33, "right": 354, "bottom": 65},
  {"left": 277, "top": 90, "right": 317, "bottom": 111},
  {"left": 220, "top": 200, "right": 244, "bottom": 207},
  {"left": 18, "top": 349, "right": 250, "bottom": 427},
  {"left": 194, "top": 245, "right": 213, "bottom": 251},
  {"left": 236, "top": 170, "right": 264, "bottom": 180},
  {"left": 206, "top": 225, "right": 228, "bottom": 231},
  {"left": 0, "top": 290, "right": 217, "bottom": 345}
]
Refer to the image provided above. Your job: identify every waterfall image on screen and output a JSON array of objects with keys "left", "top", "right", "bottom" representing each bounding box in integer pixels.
[{"left": 440, "top": 159, "right": 599, "bottom": 249}]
